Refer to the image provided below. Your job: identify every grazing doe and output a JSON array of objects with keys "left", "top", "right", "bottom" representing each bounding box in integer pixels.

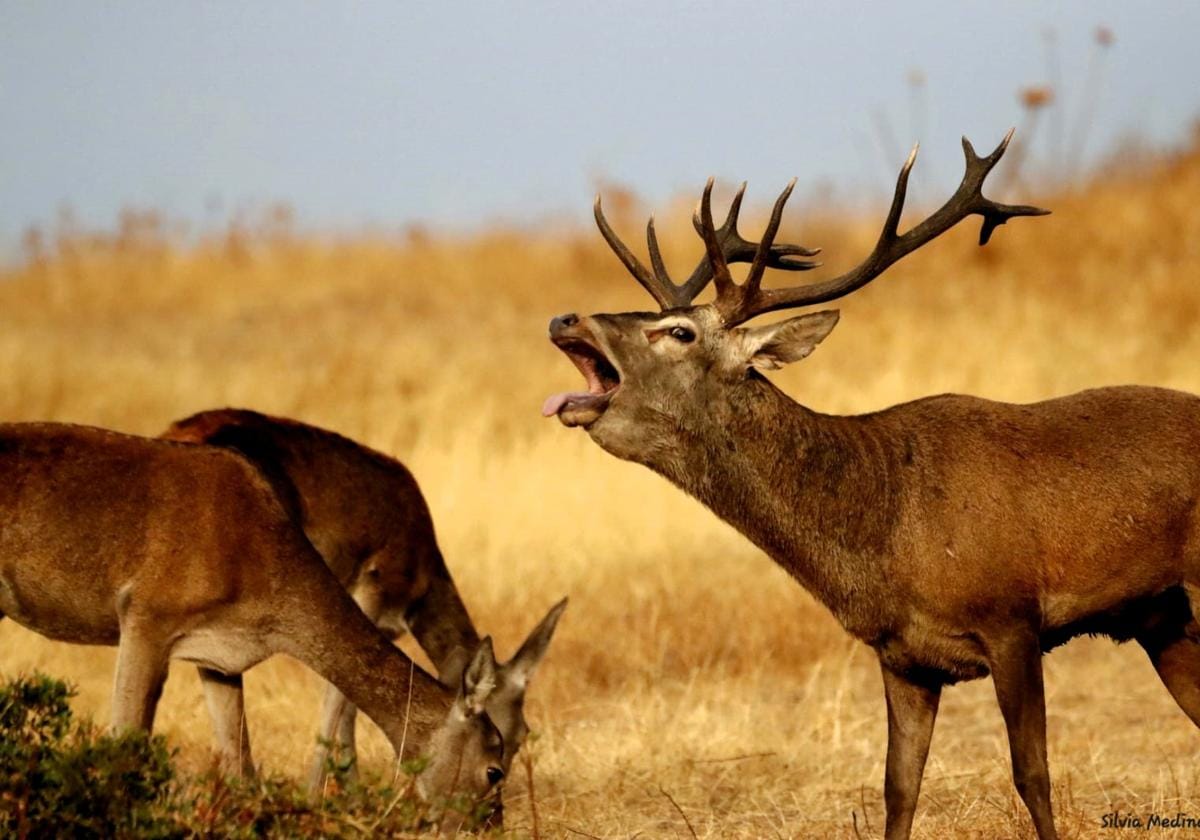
[
  {"left": 163, "top": 408, "right": 565, "bottom": 793},
  {"left": 0, "top": 422, "right": 563, "bottom": 830},
  {"left": 545, "top": 132, "right": 1197, "bottom": 839}
]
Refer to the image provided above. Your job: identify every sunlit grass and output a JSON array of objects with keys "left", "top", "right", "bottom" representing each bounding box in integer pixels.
[{"left": 2, "top": 135, "right": 1199, "bottom": 836}]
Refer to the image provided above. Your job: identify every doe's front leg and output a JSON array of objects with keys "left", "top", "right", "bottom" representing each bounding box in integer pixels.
[
  {"left": 308, "top": 684, "right": 360, "bottom": 791},
  {"left": 307, "top": 580, "right": 387, "bottom": 792},
  {"left": 110, "top": 626, "right": 169, "bottom": 733},
  {"left": 199, "top": 667, "right": 256, "bottom": 777}
]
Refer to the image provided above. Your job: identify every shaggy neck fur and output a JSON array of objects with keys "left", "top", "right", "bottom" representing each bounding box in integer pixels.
[{"left": 637, "top": 375, "right": 905, "bottom": 639}]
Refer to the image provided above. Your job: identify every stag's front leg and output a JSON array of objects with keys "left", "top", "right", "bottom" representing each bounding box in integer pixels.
[
  {"left": 988, "top": 629, "right": 1058, "bottom": 840},
  {"left": 880, "top": 663, "right": 941, "bottom": 840}
]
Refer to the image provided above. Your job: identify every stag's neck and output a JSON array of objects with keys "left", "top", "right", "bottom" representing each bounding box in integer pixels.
[
  {"left": 652, "top": 377, "right": 905, "bottom": 636},
  {"left": 278, "top": 585, "right": 451, "bottom": 758}
]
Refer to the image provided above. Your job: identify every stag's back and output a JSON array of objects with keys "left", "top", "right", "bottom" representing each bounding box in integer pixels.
[{"left": 879, "top": 385, "right": 1200, "bottom": 630}]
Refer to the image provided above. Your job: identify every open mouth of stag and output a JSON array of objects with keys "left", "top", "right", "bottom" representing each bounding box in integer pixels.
[{"left": 543, "top": 336, "right": 621, "bottom": 427}]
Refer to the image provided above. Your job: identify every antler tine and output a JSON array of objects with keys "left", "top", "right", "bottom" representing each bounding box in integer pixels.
[
  {"left": 902, "top": 129, "right": 1049, "bottom": 250},
  {"left": 743, "top": 178, "right": 798, "bottom": 299},
  {"left": 677, "top": 180, "right": 821, "bottom": 309},
  {"left": 696, "top": 177, "right": 737, "bottom": 299},
  {"left": 686, "top": 182, "right": 821, "bottom": 286},
  {"left": 676, "top": 182, "right": 746, "bottom": 303},
  {"left": 595, "top": 195, "right": 683, "bottom": 309},
  {"left": 714, "top": 130, "right": 1050, "bottom": 325},
  {"left": 645, "top": 217, "right": 673, "bottom": 295},
  {"left": 596, "top": 181, "right": 821, "bottom": 311},
  {"left": 711, "top": 177, "right": 805, "bottom": 324},
  {"left": 959, "top": 128, "right": 1042, "bottom": 245}
]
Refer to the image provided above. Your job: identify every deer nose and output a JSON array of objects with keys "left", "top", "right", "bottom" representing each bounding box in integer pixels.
[{"left": 549, "top": 313, "right": 579, "bottom": 336}]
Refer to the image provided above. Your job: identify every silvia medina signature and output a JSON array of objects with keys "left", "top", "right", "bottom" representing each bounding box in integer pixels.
[{"left": 1101, "top": 810, "right": 1200, "bottom": 830}]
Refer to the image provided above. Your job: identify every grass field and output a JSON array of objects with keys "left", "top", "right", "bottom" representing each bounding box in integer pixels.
[{"left": 3, "top": 133, "right": 1200, "bottom": 837}]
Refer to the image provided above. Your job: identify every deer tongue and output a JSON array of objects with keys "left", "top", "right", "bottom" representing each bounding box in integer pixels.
[{"left": 542, "top": 391, "right": 593, "bottom": 417}]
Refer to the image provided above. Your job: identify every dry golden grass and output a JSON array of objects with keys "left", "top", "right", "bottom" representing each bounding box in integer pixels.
[{"left": 3, "top": 138, "right": 1200, "bottom": 838}]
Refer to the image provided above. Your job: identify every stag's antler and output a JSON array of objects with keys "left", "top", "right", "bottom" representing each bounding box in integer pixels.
[
  {"left": 594, "top": 183, "right": 820, "bottom": 310},
  {"left": 697, "top": 129, "right": 1050, "bottom": 326}
]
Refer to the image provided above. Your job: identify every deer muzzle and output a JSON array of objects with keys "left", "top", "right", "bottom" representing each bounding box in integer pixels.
[{"left": 544, "top": 314, "right": 621, "bottom": 427}]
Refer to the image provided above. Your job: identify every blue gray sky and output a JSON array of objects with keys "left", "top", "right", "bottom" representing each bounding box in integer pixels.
[{"left": 2, "top": 2, "right": 1198, "bottom": 246}]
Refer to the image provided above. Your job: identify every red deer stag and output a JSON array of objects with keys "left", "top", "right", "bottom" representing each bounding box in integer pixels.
[
  {"left": 163, "top": 409, "right": 565, "bottom": 795},
  {"left": 0, "top": 422, "right": 564, "bottom": 831},
  {"left": 544, "top": 131, "right": 1194, "bottom": 840}
]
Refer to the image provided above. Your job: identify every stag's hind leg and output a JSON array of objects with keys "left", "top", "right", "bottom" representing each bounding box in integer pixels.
[
  {"left": 1141, "top": 635, "right": 1200, "bottom": 727},
  {"left": 1138, "top": 587, "right": 1200, "bottom": 728}
]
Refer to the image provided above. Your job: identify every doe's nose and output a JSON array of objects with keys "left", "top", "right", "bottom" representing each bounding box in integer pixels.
[{"left": 549, "top": 313, "right": 579, "bottom": 336}]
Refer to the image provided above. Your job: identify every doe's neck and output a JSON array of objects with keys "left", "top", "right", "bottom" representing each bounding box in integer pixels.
[{"left": 281, "top": 584, "right": 452, "bottom": 757}]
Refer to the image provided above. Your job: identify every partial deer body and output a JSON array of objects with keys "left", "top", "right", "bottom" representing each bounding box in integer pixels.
[
  {"left": 545, "top": 133, "right": 1193, "bottom": 839},
  {"left": 162, "top": 408, "right": 559, "bottom": 793},
  {"left": 0, "top": 422, "right": 563, "bottom": 829}
]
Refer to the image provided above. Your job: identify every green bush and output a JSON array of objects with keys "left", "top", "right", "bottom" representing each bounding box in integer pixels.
[
  {"left": 0, "top": 674, "right": 177, "bottom": 838},
  {"left": 0, "top": 673, "right": 495, "bottom": 838}
]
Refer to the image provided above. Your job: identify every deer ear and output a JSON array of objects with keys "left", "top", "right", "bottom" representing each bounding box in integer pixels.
[
  {"left": 740, "top": 310, "right": 840, "bottom": 372},
  {"left": 503, "top": 597, "right": 568, "bottom": 690},
  {"left": 438, "top": 645, "right": 473, "bottom": 688},
  {"left": 460, "top": 637, "right": 498, "bottom": 715}
]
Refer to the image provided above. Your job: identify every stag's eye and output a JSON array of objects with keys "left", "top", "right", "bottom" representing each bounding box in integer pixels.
[
  {"left": 486, "top": 766, "right": 505, "bottom": 786},
  {"left": 668, "top": 326, "right": 695, "bottom": 343}
]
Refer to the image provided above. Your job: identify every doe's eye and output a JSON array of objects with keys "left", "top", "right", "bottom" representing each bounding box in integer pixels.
[
  {"left": 486, "top": 766, "right": 505, "bottom": 786},
  {"left": 668, "top": 326, "right": 695, "bottom": 343}
]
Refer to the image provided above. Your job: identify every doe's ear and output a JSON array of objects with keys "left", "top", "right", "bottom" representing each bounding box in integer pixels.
[
  {"left": 461, "top": 637, "right": 498, "bottom": 715},
  {"left": 503, "top": 597, "right": 568, "bottom": 690},
  {"left": 438, "top": 645, "right": 473, "bottom": 688},
  {"left": 740, "top": 310, "right": 840, "bottom": 372}
]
